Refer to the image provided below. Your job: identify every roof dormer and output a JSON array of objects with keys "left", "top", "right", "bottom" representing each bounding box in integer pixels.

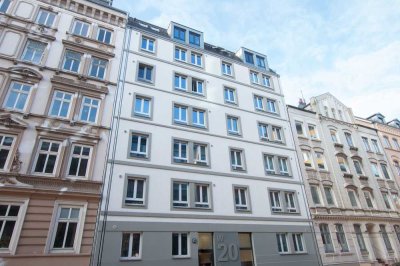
[
  {"left": 167, "top": 22, "right": 204, "bottom": 49},
  {"left": 236, "top": 47, "right": 269, "bottom": 70},
  {"left": 388, "top": 119, "right": 400, "bottom": 128},
  {"left": 367, "top": 113, "right": 386, "bottom": 124}
]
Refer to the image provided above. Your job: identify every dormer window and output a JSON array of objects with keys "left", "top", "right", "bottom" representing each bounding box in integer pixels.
[
  {"left": 244, "top": 51, "right": 254, "bottom": 64},
  {"left": 256, "top": 55, "right": 266, "bottom": 68},
  {"left": 189, "top": 32, "right": 200, "bottom": 46},
  {"left": 173, "top": 26, "right": 186, "bottom": 42}
]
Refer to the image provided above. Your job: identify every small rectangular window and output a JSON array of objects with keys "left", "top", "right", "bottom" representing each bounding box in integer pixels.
[
  {"left": 79, "top": 96, "right": 99, "bottom": 123},
  {"left": 264, "top": 155, "right": 275, "bottom": 174},
  {"left": 190, "top": 52, "right": 202, "bottom": 66},
  {"left": 353, "top": 160, "right": 363, "bottom": 175},
  {"left": 189, "top": 31, "right": 200, "bottom": 46},
  {"left": 172, "top": 182, "right": 189, "bottom": 207},
  {"left": 222, "top": 62, "right": 233, "bottom": 76},
  {"left": 320, "top": 224, "right": 334, "bottom": 253},
  {"left": 381, "top": 164, "right": 390, "bottom": 179},
  {"left": 0, "top": 203, "right": 21, "bottom": 249},
  {"left": 256, "top": 55, "right": 265, "bottom": 68},
  {"left": 258, "top": 123, "right": 269, "bottom": 140},
  {"left": 174, "top": 74, "right": 187, "bottom": 91},
  {"left": 284, "top": 191, "right": 297, "bottom": 212},
  {"left": 133, "top": 96, "right": 151, "bottom": 118},
  {"left": 33, "top": 140, "right": 61, "bottom": 175},
  {"left": 272, "top": 126, "right": 283, "bottom": 142},
  {"left": 244, "top": 51, "right": 254, "bottom": 64},
  {"left": 62, "top": 50, "right": 82, "bottom": 73},
  {"left": 324, "top": 187, "right": 335, "bottom": 205},
  {"left": 3, "top": 82, "right": 32, "bottom": 111},
  {"left": 362, "top": 137, "right": 371, "bottom": 151},
  {"left": 120, "top": 233, "right": 141, "bottom": 259},
  {"left": 49, "top": 90, "right": 73, "bottom": 118},
  {"left": 354, "top": 224, "right": 367, "bottom": 252},
  {"left": 230, "top": 149, "right": 245, "bottom": 171},
  {"left": 254, "top": 95, "right": 263, "bottom": 110},
  {"left": 0, "top": 135, "right": 15, "bottom": 170},
  {"left": 335, "top": 224, "right": 349, "bottom": 252},
  {"left": 347, "top": 190, "right": 359, "bottom": 207},
  {"left": 227, "top": 116, "right": 240, "bottom": 135},
  {"left": 308, "top": 124, "right": 318, "bottom": 140},
  {"left": 173, "top": 140, "right": 188, "bottom": 163},
  {"left": 175, "top": 47, "right": 187, "bottom": 62},
  {"left": 380, "top": 225, "right": 393, "bottom": 252},
  {"left": 267, "top": 99, "right": 277, "bottom": 113},
  {"left": 276, "top": 233, "right": 289, "bottom": 253},
  {"left": 51, "top": 206, "right": 81, "bottom": 250},
  {"left": 97, "top": 27, "right": 112, "bottom": 44},
  {"left": 344, "top": 132, "right": 354, "bottom": 147},
  {"left": 72, "top": 20, "right": 89, "bottom": 37},
  {"left": 137, "top": 63, "right": 154, "bottom": 83},
  {"left": 191, "top": 79, "right": 204, "bottom": 95},
  {"left": 89, "top": 57, "right": 107, "bottom": 79},
  {"left": 224, "top": 87, "right": 236, "bottom": 104},
  {"left": 125, "top": 177, "right": 146, "bottom": 206},
  {"left": 129, "top": 133, "right": 149, "bottom": 159},
  {"left": 172, "top": 232, "right": 190, "bottom": 257},
  {"left": 250, "top": 71, "right": 259, "bottom": 84},
  {"left": 172, "top": 180, "right": 211, "bottom": 209},
  {"left": 292, "top": 233, "right": 305, "bottom": 253},
  {"left": 278, "top": 157, "right": 289, "bottom": 176},
  {"left": 371, "top": 163, "right": 380, "bottom": 177},
  {"left": 234, "top": 186, "right": 250, "bottom": 211},
  {"left": 382, "top": 192, "right": 392, "bottom": 209},
  {"left": 21, "top": 40, "right": 46, "bottom": 64},
  {"left": 270, "top": 191, "right": 282, "bottom": 212},
  {"left": 141, "top": 36, "right": 155, "bottom": 52},
  {"left": 295, "top": 121, "right": 304, "bottom": 136},
  {"left": 67, "top": 144, "right": 91, "bottom": 178},
  {"left": 36, "top": 9, "right": 56, "bottom": 27},
  {"left": 310, "top": 186, "right": 321, "bottom": 205},
  {"left": 363, "top": 191, "right": 374, "bottom": 208},
  {"left": 195, "top": 183, "right": 209, "bottom": 208},
  {"left": 173, "top": 26, "right": 186, "bottom": 41},
  {"left": 371, "top": 139, "right": 381, "bottom": 153},
  {"left": 316, "top": 152, "right": 327, "bottom": 170}
]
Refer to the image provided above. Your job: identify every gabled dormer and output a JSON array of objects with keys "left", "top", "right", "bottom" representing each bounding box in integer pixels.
[
  {"left": 236, "top": 47, "right": 269, "bottom": 70},
  {"left": 167, "top": 22, "right": 204, "bottom": 49},
  {"left": 388, "top": 119, "right": 400, "bottom": 128},
  {"left": 367, "top": 113, "right": 386, "bottom": 124}
]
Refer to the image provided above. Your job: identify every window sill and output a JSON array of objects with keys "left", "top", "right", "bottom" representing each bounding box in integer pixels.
[
  {"left": 123, "top": 203, "right": 147, "bottom": 209},
  {"left": 265, "top": 172, "right": 293, "bottom": 178},
  {"left": 67, "top": 32, "right": 115, "bottom": 48},
  {"left": 235, "top": 209, "right": 252, "bottom": 213},
  {"left": 311, "top": 138, "right": 321, "bottom": 142},
  {"left": 140, "top": 48, "right": 155, "bottom": 54},
  {"left": 172, "top": 206, "right": 212, "bottom": 212},
  {"left": 172, "top": 256, "right": 191, "bottom": 259},
  {"left": 271, "top": 211, "right": 301, "bottom": 215},
  {"left": 128, "top": 155, "right": 150, "bottom": 161},
  {"left": 172, "top": 161, "right": 210, "bottom": 168},
  {"left": 120, "top": 257, "right": 141, "bottom": 261},
  {"left": 228, "top": 132, "right": 242, "bottom": 137},
  {"left": 137, "top": 78, "right": 154, "bottom": 85},
  {"left": 174, "top": 122, "right": 208, "bottom": 131},
  {"left": 133, "top": 113, "right": 152, "bottom": 120},
  {"left": 222, "top": 73, "right": 235, "bottom": 79},
  {"left": 173, "top": 89, "right": 205, "bottom": 98}
]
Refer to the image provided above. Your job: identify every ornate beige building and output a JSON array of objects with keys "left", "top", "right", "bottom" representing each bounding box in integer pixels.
[
  {"left": 288, "top": 93, "right": 400, "bottom": 266},
  {"left": 0, "top": 0, "right": 126, "bottom": 265}
]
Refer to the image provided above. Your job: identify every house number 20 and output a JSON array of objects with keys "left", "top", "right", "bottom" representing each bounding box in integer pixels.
[{"left": 217, "top": 243, "right": 239, "bottom": 262}]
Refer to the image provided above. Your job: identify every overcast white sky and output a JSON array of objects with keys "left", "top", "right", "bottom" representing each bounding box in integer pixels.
[{"left": 114, "top": 0, "right": 400, "bottom": 120}]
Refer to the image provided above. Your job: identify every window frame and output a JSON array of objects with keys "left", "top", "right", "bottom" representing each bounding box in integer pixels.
[
  {"left": 96, "top": 27, "right": 112, "bottom": 45},
  {"left": 292, "top": 233, "right": 306, "bottom": 253},
  {"left": 172, "top": 138, "right": 210, "bottom": 167},
  {"left": 319, "top": 223, "right": 334, "bottom": 253},
  {"left": 123, "top": 175, "right": 148, "bottom": 208},
  {"left": 20, "top": 39, "right": 47, "bottom": 65},
  {"left": 120, "top": 232, "right": 142, "bottom": 260},
  {"left": 171, "top": 179, "right": 212, "bottom": 210},
  {"left": 132, "top": 94, "right": 153, "bottom": 119},
  {"left": 78, "top": 96, "right": 100, "bottom": 124},
  {"left": 172, "top": 232, "right": 190, "bottom": 258},
  {"left": 32, "top": 138, "right": 62, "bottom": 176},
  {"left": 0, "top": 134, "right": 17, "bottom": 171},
  {"left": 276, "top": 233, "right": 289, "bottom": 254},
  {"left": 66, "top": 143, "right": 93, "bottom": 179},
  {"left": 48, "top": 90, "right": 74, "bottom": 119},
  {"left": 233, "top": 185, "right": 251, "bottom": 212},
  {"left": 226, "top": 115, "right": 242, "bottom": 136},
  {"left": 61, "top": 49, "right": 83, "bottom": 73},
  {"left": 140, "top": 35, "right": 155, "bottom": 53},
  {"left": 3, "top": 81, "right": 33, "bottom": 112},
  {"left": 223, "top": 86, "right": 237, "bottom": 105},
  {"left": 36, "top": 8, "right": 57, "bottom": 27},
  {"left": 88, "top": 57, "right": 108, "bottom": 80},
  {"left": 136, "top": 62, "right": 155, "bottom": 84},
  {"left": 71, "top": 19, "right": 90, "bottom": 37},
  {"left": 230, "top": 148, "right": 246, "bottom": 172},
  {"left": 173, "top": 103, "right": 208, "bottom": 129},
  {"left": 0, "top": 0, "right": 11, "bottom": 14},
  {"left": 221, "top": 61, "right": 233, "bottom": 76},
  {"left": 128, "top": 131, "right": 151, "bottom": 160}
]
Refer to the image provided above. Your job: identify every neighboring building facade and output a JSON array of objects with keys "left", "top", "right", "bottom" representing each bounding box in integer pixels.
[
  {"left": 365, "top": 113, "right": 400, "bottom": 189},
  {"left": 95, "top": 18, "right": 320, "bottom": 266},
  {"left": 0, "top": 0, "right": 126, "bottom": 265},
  {"left": 288, "top": 93, "right": 400, "bottom": 266}
]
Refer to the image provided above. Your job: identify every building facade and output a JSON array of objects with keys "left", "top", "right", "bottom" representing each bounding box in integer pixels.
[
  {"left": 95, "top": 18, "right": 320, "bottom": 266},
  {"left": 288, "top": 93, "right": 400, "bottom": 266},
  {"left": 0, "top": 0, "right": 126, "bottom": 265}
]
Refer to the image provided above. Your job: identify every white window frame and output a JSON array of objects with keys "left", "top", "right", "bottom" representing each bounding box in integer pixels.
[
  {"left": 72, "top": 20, "right": 90, "bottom": 37},
  {"left": 173, "top": 140, "right": 188, "bottom": 163},
  {"left": 224, "top": 87, "right": 236, "bottom": 104},
  {"left": 250, "top": 71, "right": 259, "bottom": 84},
  {"left": 133, "top": 95, "right": 151, "bottom": 118},
  {"left": 32, "top": 139, "right": 62, "bottom": 176},
  {"left": 284, "top": 191, "right": 297, "bottom": 213},
  {"left": 266, "top": 99, "right": 277, "bottom": 113},
  {"left": 230, "top": 149, "right": 244, "bottom": 171},
  {"left": 303, "top": 151, "right": 313, "bottom": 168},
  {"left": 88, "top": 57, "right": 107, "bottom": 80},
  {"left": 363, "top": 191, "right": 375, "bottom": 209},
  {"left": 125, "top": 177, "right": 146, "bottom": 206},
  {"left": 0, "top": 0, "right": 11, "bottom": 14},
  {"left": 362, "top": 137, "right": 371, "bottom": 152},
  {"left": 272, "top": 126, "right": 283, "bottom": 142},
  {"left": 62, "top": 50, "right": 82, "bottom": 73},
  {"left": 96, "top": 27, "right": 112, "bottom": 44},
  {"left": 276, "top": 233, "right": 289, "bottom": 254},
  {"left": 191, "top": 79, "right": 204, "bottom": 95},
  {"left": 20, "top": 40, "right": 46, "bottom": 64},
  {"left": 270, "top": 191, "right": 282, "bottom": 212},
  {"left": 190, "top": 52, "right": 202, "bottom": 66},
  {"left": 36, "top": 8, "right": 56, "bottom": 27},
  {"left": 172, "top": 232, "right": 190, "bottom": 258},
  {"left": 137, "top": 63, "right": 154, "bottom": 83},
  {"left": 278, "top": 157, "right": 290, "bottom": 176},
  {"left": 227, "top": 116, "right": 240, "bottom": 135},
  {"left": 0, "top": 134, "right": 16, "bottom": 171},
  {"left": 79, "top": 96, "right": 100, "bottom": 123},
  {"left": 262, "top": 74, "right": 271, "bottom": 87},
  {"left": 264, "top": 155, "right": 275, "bottom": 174},
  {"left": 120, "top": 232, "right": 142, "bottom": 260},
  {"left": 222, "top": 62, "right": 233, "bottom": 76},
  {"left": 324, "top": 186, "right": 335, "bottom": 206},
  {"left": 129, "top": 133, "right": 149, "bottom": 159},
  {"left": 140, "top": 36, "right": 155, "bottom": 53},
  {"left": 3, "top": 82, "right": 32, "bottom": 112},
  {"left": 174, "top": 74, "right": 187, "bottom": 91},
  {"left": 194, "top": 183, "right": 210, "bottom": 208},
  {"left": 172, "top": 182, "right": 189, "bottom": 207},
  {"left": 315, "top": 152, "right": 327, "bottom": 170},
  {"left": 371, "top": 139, "right": 381, "bottom": 153},
  {"left": 347, "top": 189, "right": 359, "bottom": 208},
  {"left": 292, "top": 233, "right": 306, "bottom": 253},
  {"left": 258, "top": 123, "right": 269, "bottom": 140},
  {"left": 234, "top": 186, "right": 250, "bottom": 211},
  {"left": 295, "top": 121, "right": 305, "bottom": 136},
  {"left": 308, "top": 124, "right": 318, "bottom": 140},
  {"left": 175, "top": 47, "right": 187, "bottom": 62},
  {"left": 66, "top": 144, "right": 92, "bottom": 178},
  {"left": 49, "top": 90, "right": 73, "bottom": 118}
]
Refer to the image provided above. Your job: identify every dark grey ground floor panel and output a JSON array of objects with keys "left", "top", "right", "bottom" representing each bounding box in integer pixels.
[{"left": 95, "top": 221, "right": 321, "bottom": 266}]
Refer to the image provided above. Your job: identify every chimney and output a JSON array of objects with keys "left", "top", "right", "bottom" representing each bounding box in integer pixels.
[{"left": 298, "top": 98, "right": 306, "bottom": 109}]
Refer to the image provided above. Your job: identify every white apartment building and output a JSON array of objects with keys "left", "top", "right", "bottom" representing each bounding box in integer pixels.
[
  {"left": 95, "top": 18, "right": 320, "bottom": 266},
  {"left": 288, "top": 93, "right": 400, "bottom": 266}
]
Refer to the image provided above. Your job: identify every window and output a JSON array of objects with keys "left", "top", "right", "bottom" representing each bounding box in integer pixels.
[
  {"left": 72, "top": 20, "right": 89, "bottom": 37},
  {"left": 190, "top": 52, "right": 202, "bottom": 66},
  {"left": 49, "top": 91, "right": 73, "bottom": 118},
  {"left": 371, "top": 163, "right": 380, "bottom": 178},
  {"left": 125, "top": 177, "right": 146, "bottom": 206},
  {"left": 172, "top": 181, "right": 211, "bottom": 209},
  {"left": 173, "top": 105, "right": 188, "bottom": 124},
  {"left": 67, "top": 144, "right": 91, "bottom": 178},
  {"left": 250, "top": 71, "right": 259, "bottom": 84},
  {"left": 96, "top": 27, "right": 112, "bottom": 44},
  {"left": 344, "top": 132, "right": 354, "bottom": 147},
  {"left": 338, "top": 110, "right": 344, "bottom": 121},
  {"left": 335, "top": 224, "right": 349, "bottom": 252},
  {"left": 272, "top": 126, "right": 283, "bottom": 142},
  {"left": 270, "top": 191, "right": 282, "bottom": 212},
  {"left": 316, "top": 152, "right": 327, "bottom": 170},
  {"left": 227, "top": 116, "right": 240, "bottom": 135},
  {"left": 189, "top": 31, "right": 200, "bottom": 46},
  {"left": 264, "top": 155, "right": 290, "bottom": 176},
  {"left": 0, "top": 0, "right": 11, "bottom": 13},
  {"left": 310, "top": 186, "right": 321, "bottom": 205},
  {"left": 36, "top": 9, "right": 56, "bottom": 27},
  {"left": 354, "top": 224, "right": 367, "bottom": 252},
  {"left": 129, "top": 132, "right": 149, "bottom": 159},
  {"left": 62, "top": 50, "right": 82, "bottom": 73},
  {"left": 244, "top": 51, "right": 254, "bottom": 64},
  {"left": 380, "top": 225, "right": 393, "bottom": 252},
  {"left": 174, "top": 74, "right": 187, "bottom": 91},
  {"left": 173, "top": 26, "right": 186, "bottom": 41},
  {"left": 33, "top": 140, "right": 61, "bottom": 175},
  {"left": 295, "top": 121, "right": 304, "bottom": 136},
  {"left": 320, "top": 224, "right": 334, "bottom": 253},
  {"left": 264, "top": 155, "right": 275, "bottom": 174},
  {"left": 324, "top": 106, "right": 329, "bottom": 117},
  {"left": 292, "top": 233, "right": 305, "bottom": 253},
  {"left": 303, "top": 151, "right": 313, "bottom": 168},
  {"left": 371, "top": 139, "right": 381, "bottom": 153},
  {"left": 393, "top": 138, "right": 400, "bottom": 150},
  {"left": 174, "top": 104, "right": 206, "bottom": 128},
  {"left": 191, "top": 79, "right": 204, "bottom": 95},
  {"left": 0, "top": 203, "right": 21, "bottom": 250},
  {"left": 256, "top": 55, "right": 265, "bottom": 68},
  {"left": 337, "top": 156, "right": 348, "bottom": 172},
  {"left": 172, "top": 233, "right": 189, "bottom": 257},
  {"left": 382, "top": 192, "right": 392, "bottom": 209},
  {"left": 222, "top": 62, "right": 232, "bottom": 76},
  {"left": 89, "top": 57, "right": 107, "bottom": 79},
  {"left": 51, "top": 206, "right": 82, "bottom": 250},
  {"left": 394, "top": 225, "right": 400, "bottom": 244},
  {"left": 362, "top": 137, "right": 371, "bottom": 152},
  {"left": 394, "top": 161, "right": 400, "bottom": 176},
  {"left": 381, "top": 164, "right": 390, "bottom": 179},
  {"left": 353, "top": 160, "right": 364, "bottom": 175},
  {"left": 193, "top": 143, "right": 208, "bottom": 165},
  {"left": 254, "top": 95, "right": 263, "bottom": 110},
  {"left": 137, "top": 63, "right": 153, "bottom": 83},
  {"left": 133, "top": 95, "right": 151, "bottom": 118},
  {"left": 269, "top": 190, "right": 299, "bottom": 214},
  {"left": 331, "top": 108, "right": 336, "bottom": 119},
  {"left": 0, "top": 135, "right": 15, "bottom": 170},
  {"left": 284, "top": 191, "right": 297, "bottom": 212},
  {"left": 276, "top": 233, "right": 289, "bottom": 253},
  {"left": 267, "top": 99, "right": 277, "bottom": 113},
  {"left": 224, "top": 87, "right": 236, "bottom": 104},
  {"left": 174, "top": 139, "right": 209, "bottom": 166},
  {"left": 3, "top": 82, "right": 32, "bottom": 111},
  {"left": 239, "top": 233, "right": 254, "bottom": 265},
  {"left": 175, "top": 47, "right": 186, "bottom": 61},
  {"left": 79, "top": 96, "right": 99, "bottom": 123},
  {"left": 330, "top": 130, "right": 339, "bottom": 143},
  {"left": 173, "top": 140, "right": 188, "bottom": 163},
  {"left": 308, "top": 124, "right": 318, "bottom": 140},
  {"left": 198, "top": 233, "right": 213, "bottom": 265},
  {"left": 324, "top": 186, "right": 335, "bottom": 205},
  {"left": 347, "top": 189, "right": 359, "bottom": 208},
  {"left": 20, "top": 40, "right": 46, "bottom": 64},
  {"left": 383, "top": 136, "right": 391, "bottom": 148},
  {"left": 234, "top": 186, "right": 250, "bottom": 211},
  {"left": 278, "top": 157, "right": 289, "bottom": 176},
  {"left": 230, "top": 149, "right": 245, "bottom": 171},
  {"left": 262, "top": 75, "right": 271, "bottom": 87},
  {"left": 363, "top": 191, "right": 374, "bottom": 208},
  {"left": 120, "top": 233, "right": 141, "bottom": 259},
  {"left": 258, "top": 123, "right": 269, "bottom": 140}
]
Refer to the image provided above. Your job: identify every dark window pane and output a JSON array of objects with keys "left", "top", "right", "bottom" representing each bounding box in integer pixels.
[
  {"left": 77, "top": 158, "right": 88, "bottom": 176},
  {"left": 8, "top": 205, "right": 19, "bottom": 217},
  {"left": 0, "top": 149, "right": 9, "bottom": 169},
  {"left": 53, "top": 222, "right": 67, "bottom": 248},
  {"left": 131, "top": 233, "right": 140, "bottom": 257},
  {"left": 126, "top": 179, "right": 134, "bottom": 198},
  {"left": 34, "top": 154, "right": 47, "bottom": 172},
  {"left": 68, "top": 158, "right": 79, "bottom": 175},
  {"left": 64, "top": 222, "right": 77, "bottom": 248},
  {"left": 181, "top": 234, "right": 188, "bottom": 255},
  {"left": 44, "top": 155, "right": 57, "bottom": 173},
  {"left": 0, "top": 205, "right": 7, "bottom": 216},
  {"left": 121, "top": 233, "right": 130, "bottom": 257},
  {"left": 172, "top": 233, "right": 179, "bottom": 255},
  {"left": 0, "top": 221, "right": 15, "bottom": 248}
]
